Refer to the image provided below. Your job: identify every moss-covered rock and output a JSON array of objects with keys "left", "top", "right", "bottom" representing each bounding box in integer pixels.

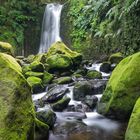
[
  {"left": 36, "top": 110, "right": 56, "bottom": 129},
  {"left": 44, "top": 41, "right": 82, "bottom": 71},
  {"left": 27, "top": 76, "right": 44, "bottom": 94},
  {"left": 125, "top": 98, "right": 140, "bottom": 140},
  {"left": 43, "top": 72, "right": 54, "bottom": 85},
  {"left": 52, "top": 76, "right": 73, "bottom": 84},
  {"left": 46, "top": 54, "right": 72, "bottom": 71},
  {"left": 0, "top": 41, "right": 14, "bottom": 55},
  {"left": 30, "top": 61, "right": 45, "bottom": 72},
  {"left": 86, "top": 70, "right": 102, "bottom": 79},
  {"left": 51, "top": 97, "right": 71, "bottom": 111},
  {"left": 73, "top": 81, "right": 93, "bottom": 101},
  {"left": 0, "top": 53, "right": 34, "bottom": 140},
  {"left": 98, "top": 52, "right": 140, "bottom": 120},
  {"left": 35, "top": 118, "right": 49, "bottom": 140},
  {"left": 25, "top": 71, "right": 44, "bottom": 79},
  {"left": 24, "top": 55, "right": 35, "bottom": 63},
  {"left": 108, "top": 52, "right": 123, "bottom": 64}
]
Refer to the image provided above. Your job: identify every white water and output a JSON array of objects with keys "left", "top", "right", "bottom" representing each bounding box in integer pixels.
[
  {"left": 39, "top": 3, "right": 63, "bottom": 53},
  {"left": 86, "top": 63, "right": 111, "bottom": 78}
]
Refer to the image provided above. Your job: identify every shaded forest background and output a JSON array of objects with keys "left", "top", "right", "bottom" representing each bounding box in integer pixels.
[{"left": 0, "top": 0, "right": 140, "bottom": 59}]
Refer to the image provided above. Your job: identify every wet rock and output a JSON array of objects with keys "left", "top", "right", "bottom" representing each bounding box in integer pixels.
[
  {"left": 45, "top": 85, "right": 70, "bottom": 103},
  {"left": 86, "top": 70, "right": 102, "bottom": 79},
  {"left": 67, "top": 103, "right": 92, "bottom": 112},
  {"left": 73, "top": 80, "right": 106, "bottom": 101},
  {"left": 51, "top": 97, "right": 71, "bottom": 111},
  {"left": 89, "top": 79, "right": 107, "bottom": 95},
  {"left": 52, "top": 76, "right": 73, "bottom": 84},
  {"left": 73, "top": 81, "right": 93, "bottom": 101},
  {"left": 100, "top": 62, "right": 111, "bottom": 73},
  {"left": 108, "top": 52, "right": 123, "bottom": 64},
  {"left": 36, "top": 110, "right": 56, "bottom": 129},
  {"left": 46, "top": 89, "right": 68, "bottom": 103},
  {"left": 53, "top": 121, "right": 87, "bottom": 135},
  {"left": 35, "top": 119, "right": 49, "bottom": 140},
  {"left": 83, "top": 95, "right": 98, "bottom": 109}
]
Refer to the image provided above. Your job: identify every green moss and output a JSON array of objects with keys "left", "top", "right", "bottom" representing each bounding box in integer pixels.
[
  {"left": 125, "top": 98, "right": 140, "bottom": 140},
  {"left": 0, "top": 53, "right": 35, "bottom": 140},
  {"left": 30, "top": 61, "right": 45, "bottom": 72},
  {"left": 108, "top": 52, "right": 123, "bottom": 64},
  {"left": 98, "top": 52, "right": 140, "bottom": 120},
  {"left": 46, "top": 54, "right": 73, "bottom": 70},
  {"left": 86, "top": 70, "right": 102, "bottom": 79},
  {"left": 53, "top": 76, "right": 72, "bottom": 84},
  {"left": 51, "top": 97, "right": 71, "bottom": 111},
  {"left": 35, "top": 118, "right": 49, "bottom": 140},
  {"left": 43, "top": 72, "right": 53, "bottom": 85},
  {"left": 27, "top": 76, "right": 44, "bottom": 93},
  {"left": 46, "top": 41, "right": 82, "bottom": 65},
  {"left": 0, "top": 41, "right": 14, "bottom": 55},
  {"left": 25, "top": 55, "right": 35, "bottom": 63},
  {"left": 36, "top": 110, "right": 56, "bottom": 128},
  {"left": 25, "top": 71, "right": 44, "bottom": 78}
]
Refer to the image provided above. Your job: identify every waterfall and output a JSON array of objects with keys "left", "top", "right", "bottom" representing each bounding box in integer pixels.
[{"left": 39, "top": 3, "right": 63, "bottom": 53}]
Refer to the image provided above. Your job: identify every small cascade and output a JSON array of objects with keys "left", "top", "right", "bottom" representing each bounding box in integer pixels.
[{"left": 39, "top": 3, "right": 63, "bottom": 53}]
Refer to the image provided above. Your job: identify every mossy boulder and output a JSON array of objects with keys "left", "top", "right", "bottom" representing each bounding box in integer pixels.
[
  {"left": 27, "top": 76, "right": 44, "bottom": 94},
  {"left": 0, "top": 53, "right": 34, "bottom": 140},
  {"left": 43, "top": 72, "right": 54, "bottom": 85},
  {"left": 46, "top": 54, "right": 72, "bottom": 71},
  {"left": 25, "top": 71, "right": 44, "bottom": 79},
  {"left": 36, "top": 110, "right": 56, "bottom": 129},
  {"left": 53, "top": 76, "right": 73, "bottom": 84},
  {"left": 51, "top": 97, "right": 71, "bottom": 111},
  {"left": 108, "top": 52, "right": 123, "bottom": 64},
  {"left": 30, "top": 61, "right": 45, "bottom": 72},
  {"left": 35, "top": 118, "right": 49, "bottom": 140},
  {"left": 44, "top": 41, "right": 82, "bottom": 71},
  {"left": 125, "top": 98, "right": 140, "bottom": 140},
  {"left": 73, "top": 81, "right": 93, "bottom": 101},
  {"left": 0, "top": 41, "right": 14, "bottom": 55},
  {"left": 86, "top": 70, "right": 102, "bottom": 79},
  {"left": 24, "top": 55, "right": 35, "bottom": 63},
  {"left": 98, "top": 52, "right": 140, "bottom": 120}
]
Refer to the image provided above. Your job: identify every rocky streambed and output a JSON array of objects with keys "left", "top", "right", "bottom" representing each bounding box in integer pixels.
[{"left": 32, "top": 64, "right": 126, "bottom": 140}]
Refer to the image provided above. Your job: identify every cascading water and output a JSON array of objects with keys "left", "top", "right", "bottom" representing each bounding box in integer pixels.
[{"left": 39, "top": 3, "right": 63, "bottom": 53}]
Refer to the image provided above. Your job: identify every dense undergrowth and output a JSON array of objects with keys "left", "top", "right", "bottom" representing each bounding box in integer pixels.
[
  {"left": 0, "top": 0, "right": 43, "bottom": 55},
  {"left": 68, "top": 0, "right": 140, "bottom": 59}
]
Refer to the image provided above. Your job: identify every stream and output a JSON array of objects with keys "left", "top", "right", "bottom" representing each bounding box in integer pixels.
[{"left": 32, "top": 63, "right": 126, "bottom": 140}]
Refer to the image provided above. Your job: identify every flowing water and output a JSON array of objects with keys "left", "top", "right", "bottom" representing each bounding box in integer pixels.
[
  {"left": 39, "top": 3, "right": 63, "bottom": 53},
  {"left": 33, "top": 63, "right": 126, "bottom": 140}
]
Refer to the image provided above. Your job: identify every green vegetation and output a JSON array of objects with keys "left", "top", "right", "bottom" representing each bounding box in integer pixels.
[
  {"left": 67, "top": 0, "right": 140, "bottom": 58},
  {"left": 0, "top": 0, "right": 43, "bottom": 55}
]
